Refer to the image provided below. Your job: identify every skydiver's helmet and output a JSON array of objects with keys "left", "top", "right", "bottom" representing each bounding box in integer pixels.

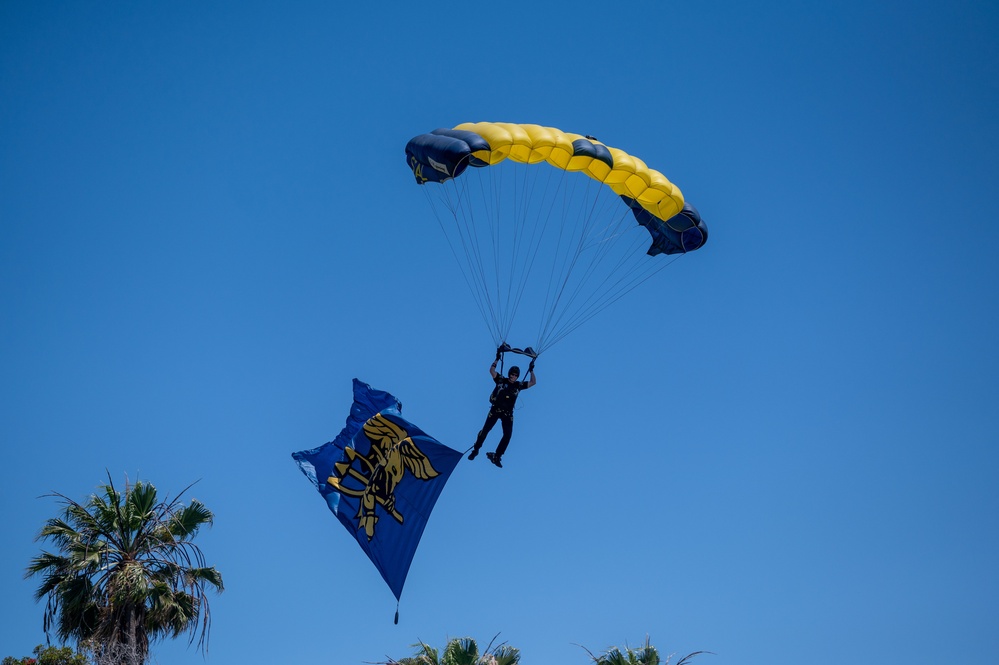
[{"left": 508, "top": 366, "right": 520, "bottom": 378}]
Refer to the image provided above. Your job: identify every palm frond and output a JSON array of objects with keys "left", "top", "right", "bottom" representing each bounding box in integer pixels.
[
  {"left": 671, "top": 651, "right": 712, "bottom": 665},
  {"left": 442, "top": 637, "right": 479, "bottom": 665},
  {"left": 408, "top": 641, "right": 439, "bottom": 665},
  {"left": 490, "top": 645, "right": 521, "bottom": 665},
  {"left": 185, "top": 566, "right": 224, "bottom": 591},
  {"left": 587, "top": 638, "right": 709, "bottom": 665},
  {"left": 168, "top": 499, "right": 214, "bottom": 538}
]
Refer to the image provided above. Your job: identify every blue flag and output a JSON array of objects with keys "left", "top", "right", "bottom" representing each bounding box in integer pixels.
[{"left": 292, "top": 379, "right": 460, "bottom": 602}]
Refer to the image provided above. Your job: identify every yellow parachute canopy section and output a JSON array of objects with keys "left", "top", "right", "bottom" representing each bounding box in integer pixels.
[{"left": 453, "top": 122, "right": 685, "bottom": 223}]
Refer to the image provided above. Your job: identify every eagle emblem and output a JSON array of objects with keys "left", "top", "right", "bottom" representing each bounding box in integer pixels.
[{"left": 326, "top": 412, "right": 441, "bottom": 540}]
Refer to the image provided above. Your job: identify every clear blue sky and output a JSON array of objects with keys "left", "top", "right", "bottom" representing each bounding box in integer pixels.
[{"left": 2, "top": 2, "right": 997, "bottom": 663}]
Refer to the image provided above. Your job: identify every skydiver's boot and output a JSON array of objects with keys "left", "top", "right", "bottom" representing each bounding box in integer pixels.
[
  {"left": 468, "top": 447, "right": 479, "bottom": 461},
  {"left": 486, "top": 452, "right": 503, "bottom": 468}
]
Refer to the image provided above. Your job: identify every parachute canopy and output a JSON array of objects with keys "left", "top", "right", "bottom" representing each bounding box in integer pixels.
[{"left": 406, "top": 122, "right": 708, "bottom": 353}]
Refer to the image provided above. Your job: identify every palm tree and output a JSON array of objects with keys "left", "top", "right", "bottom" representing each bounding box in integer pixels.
[
  {"left": 25, "top": 474, "right": 223, "bottom": 665},
  {"left": 584, "top": 637, "right": 708, "bottom": 665},
  {"left": 389, "top": 636, "right": 521, "bottom": 665}
]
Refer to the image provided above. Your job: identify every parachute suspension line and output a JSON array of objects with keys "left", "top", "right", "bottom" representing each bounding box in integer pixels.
[
  {"left": 433, "top": 160, "right": 553, "bottom": 349},
  {"left": 478, "top": 163, "right": 513, "bottom": 342},
  {"left": 545, "top": 253, "right": 685, "bottom": 351},
  {"left": 502, "top": 158, "right": 538, "bottom": 340},
  {"left": 555, "top": 174, "right": 618, "bottom": 320},
  {"left": 463, "top": 163, "right": 508, "bottom": 342},
  {"left": 457, "top": 167, "right": 509, "bottom": 342},
  {"left": 507, "top": 158, "right": 535, "bottom": 332},
  {"left": 535, "top": 170, "right": 581, "bottom": 352},
  {"left": 468, "top": 164, "right": 507, "bottom": 343},
  {"left": 471, "top": 160, "right": 566, "bottom": 349},
  {"left": 424, "top": 179, "right": 502, "bottom": 345},
  {"left": 548, "top": 202, "right": 679, "bottom": 349},
  {"left": 534, "top": 176, "right": 686, "bottom": 353},
  {"left": 542, "top": 191, "right": 645, "bottom": 340},
  {"left": 535, "top": 171, "right": 610, "bottom": 352},
  {"left": 441, "top": 177, "right": 496, "bottom": 342},
  {"left": 486, "top": 159, "right": 506, "bottom": 337},
  {"left": 533, "top": 166, "right": 582, "bottom": 351},
  {"left": 506, "top": 159, "right": 566, "bottom": 350},
  {"left": 500, "top": 160, "right": 528, "bottom": 340},
  {"left": 458, "top": 172, "right": 509, "bottom": 345},
  {"left": 422, "top": 184, "right": 493, "bottom": 340}
]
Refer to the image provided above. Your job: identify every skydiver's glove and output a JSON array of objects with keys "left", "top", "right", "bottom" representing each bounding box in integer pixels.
[
  {"left": 528, "top": 359, "right": 535, "bottom": 373},
  {"left": 495, "top": 347, "right": 503, "bottom": 361}
]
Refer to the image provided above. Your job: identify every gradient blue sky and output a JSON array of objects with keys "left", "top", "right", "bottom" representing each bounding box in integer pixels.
[{"left": 2, "top": 2, "right": 997, "bottom": 664}]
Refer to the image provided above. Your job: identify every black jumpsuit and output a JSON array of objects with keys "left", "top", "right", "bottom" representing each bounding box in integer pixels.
[{"left": 471, "top": 376, "right": 530, "bottom": 459}]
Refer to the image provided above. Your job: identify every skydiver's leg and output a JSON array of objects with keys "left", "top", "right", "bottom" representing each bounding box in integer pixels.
[
  {"left": 470, "top": 410, "right": 498, "bottom": 460},
  {"left": 493, "top": 413, "right": 514, "bottom": 459}
]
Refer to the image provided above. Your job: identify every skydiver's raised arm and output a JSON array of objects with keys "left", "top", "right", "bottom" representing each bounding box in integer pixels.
[{"left": 527, "top": 368, "right": 536, "bottom": 388}]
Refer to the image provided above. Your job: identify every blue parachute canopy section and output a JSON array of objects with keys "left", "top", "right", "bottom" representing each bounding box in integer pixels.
[
  {"left": 622, "top": 200, "right": 709, "bottom": 255},
  {"left": 404, "top": 128, "right": 492, "bottom": 183},
  {"left": 292, "top": 379, "right": 461, "bottom": 602}
]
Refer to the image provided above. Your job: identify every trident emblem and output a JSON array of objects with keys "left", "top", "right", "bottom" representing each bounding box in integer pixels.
[{"left": 326, "top": 413, "right": 441, "bottom": 540}]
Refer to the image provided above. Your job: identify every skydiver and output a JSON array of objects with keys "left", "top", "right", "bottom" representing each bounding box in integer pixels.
[{"left": 467, "top": 348, "right": 537, "bottom": 468}]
